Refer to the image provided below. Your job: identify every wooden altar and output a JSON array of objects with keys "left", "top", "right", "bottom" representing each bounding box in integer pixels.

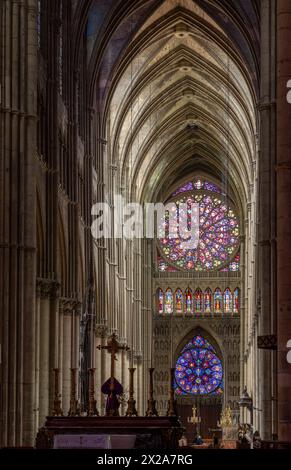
[{"left": 36, "top": 416, "right": 183, "bottom": 449}]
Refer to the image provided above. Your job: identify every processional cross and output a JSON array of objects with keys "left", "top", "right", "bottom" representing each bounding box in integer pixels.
[{"left": 97, "top": 333, "right": 130, "bottom": 416}]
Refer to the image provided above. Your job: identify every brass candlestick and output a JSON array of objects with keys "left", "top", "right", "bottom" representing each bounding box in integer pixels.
[
  {"left": 146, "top": 368, "right": 159, "bottom": 417},
  {"left": 188, "top": 405, "right": 202, "bottom": 436},
  {"left": 68, "top": 368, "right": 80, "bottom": 416},
  {"left": 167, "top": 367, "right": 177, "bottom": 417},
  {"left": 88, "top": 368, "right": 99, "bottom": 416},
  {"left": 52, "top": 368, "right": 63, "bottom": 416},
  {"left": 126, "top": 367, "right": 138, "bottom": 417}
]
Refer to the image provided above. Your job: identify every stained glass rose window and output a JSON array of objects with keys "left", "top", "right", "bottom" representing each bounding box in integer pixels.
[
  {"left": 158, "top": 185, "right": 239, "bottom": 272},
  {"left": 175, "top": 335, "right": 223, "bottom": 396}
]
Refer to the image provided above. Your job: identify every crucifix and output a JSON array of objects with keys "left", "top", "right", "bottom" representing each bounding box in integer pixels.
[
  {"left": 97, "top": 333, "right": 130, "bottom": 416},
  {"left": 97, "top": 332, "right": 129, "bottom": 378}
]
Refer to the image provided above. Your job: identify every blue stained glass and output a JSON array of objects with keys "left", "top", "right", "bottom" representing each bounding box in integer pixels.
[
  {"left": 175, "top": 335, "right": 223, "bottom": 396},
  {"left": 171, "top": 178, "right": 225, "bottom": 198},
  {"left": 172, "top": 182, "right": 194, "bottom": 196}
]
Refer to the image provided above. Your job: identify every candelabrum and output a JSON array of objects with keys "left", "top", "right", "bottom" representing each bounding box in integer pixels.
[
  {"left": 188, "top": 405, "right": 202, "bottom": 436},
  {"left": 88, "top": 368, "right": 99, "bottom": 416},
  {"left": 146, "top": 368, "right": 159, "bottom": 417},
  {"left": 125, "top": 368, "right": 138, "bottom": 417},
  {"left": 166, "top": 368, "right": 178, "bottom": 417},
  {"left": 217, "top": 406, "right": 233, "bottom": 438},
  {"left": 68, "top": 368, "right": 80, "bottom": 416},
  {"left": 52, "top": 368, "right": 63, "bottom": 416}
]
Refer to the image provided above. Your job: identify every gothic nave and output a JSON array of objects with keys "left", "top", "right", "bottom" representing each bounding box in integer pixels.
[{"left": 0, "top": 0, "right": 291, "bottom": 450}]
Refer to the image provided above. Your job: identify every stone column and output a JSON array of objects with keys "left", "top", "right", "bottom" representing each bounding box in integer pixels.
[
  {"left": 0, "top": 0, "right": 38, "bottom": 447},
  {"left": 37, "top": 279, "right": 55, "bottom": 427},
  {"left": 62, "top": 300, "right": 73, "bottom": 415},
  {"left": 277, "top": 0, "right": 291, "bottom": 441},
  {"left": 35, "top": 288, "right": 41, "bottom": 433},
  {"left": 58, "top": 300, "right": 64, "bottom": 409},
  {"left": 257, "top": 0, "right": 277, "bottom": 439}
]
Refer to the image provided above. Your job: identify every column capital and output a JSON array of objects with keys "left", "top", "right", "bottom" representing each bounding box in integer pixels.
[
  {"left": 59, "top": 298, "right": 81, "bottom": 315},
  {"left": 133, "top": 350, "right": 143, "bottom": 364},
  {"left": 36, "top": 278, "right": 60, "bottom": 300},
  {"left": 95, "top": 323, "right": 108, "bottom": 338}
]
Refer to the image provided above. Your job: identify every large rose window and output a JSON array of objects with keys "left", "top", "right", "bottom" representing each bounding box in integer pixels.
[
  {"left": 158, "top": 184, "right": 239, "bottom": 271},
  {"left": 175, "top": 335, "right": 223, "bottom": 396}
]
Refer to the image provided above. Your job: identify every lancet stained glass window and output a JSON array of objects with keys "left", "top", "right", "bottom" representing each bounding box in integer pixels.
[
  {"left": 165, "top": 288, "right": 173, "bottom": 314},
  {"left": 175, "top": 289, "right": 183, "bottom": 314},
  {"left": 204, "top": 288, "right": 212, "bottom": 313},
  {"left": 224, "top": 288, "right": 232, "bottom": 313},
  {"left": 195, "top": 288, "right": 202, "bottom": 313},
  {"left": 214, "top": 288, "right": 222, "bottom": 313},
  {"left": 156, "top": 287, "right": 239, "bottom": 315},
  {"left": 175, "top": 335, "right": 223, "bottom": 396},
  {"left": 158, "top": 288, "right": 164, "bottom": 314},
  {"left": 233, "top": 288, "right": 239, "bottom": 313},
  {"left": 185, "top": 288, "right": 193, "bottom": 314},
  {"left": 158, "top": 183, "right": 239, "bottom": 272}
]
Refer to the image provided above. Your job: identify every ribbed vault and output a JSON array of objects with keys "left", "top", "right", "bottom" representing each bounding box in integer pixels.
[{"left": 84, "top": 0, "right": 259, "bottom": 211}]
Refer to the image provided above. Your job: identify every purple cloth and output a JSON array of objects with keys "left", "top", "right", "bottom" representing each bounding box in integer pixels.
[
  {"left": 101, "top": 377, "right": 123, "bottom": 395},
  {"left": 101, "top": 377, "right": 123, "bottom": 416}
]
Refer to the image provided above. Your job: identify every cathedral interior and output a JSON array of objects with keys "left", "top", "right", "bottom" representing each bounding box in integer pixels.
[{"left": 1, "top": 0, "right": 291, "bottom": 449}]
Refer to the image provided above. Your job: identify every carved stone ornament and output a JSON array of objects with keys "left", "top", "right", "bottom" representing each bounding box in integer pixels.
[
  {"left": 36, "top": 278, "right": 60, "bottom": 300},
  {"left": 257, "top": 335, "right": 277, "bottom": 350},
  {"left": 95, "top": 323, "right": 108, "bottom": 338},
  {"left": 59, "top": 298, "right": 81, "bottom": 316}
]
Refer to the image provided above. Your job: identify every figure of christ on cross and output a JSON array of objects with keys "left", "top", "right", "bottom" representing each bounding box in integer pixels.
[{"left": 97, "top": 333, "right": 130, "bottom": 416}]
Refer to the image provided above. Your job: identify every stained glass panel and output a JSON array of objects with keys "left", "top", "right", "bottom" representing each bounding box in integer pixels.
[
  {"left": 233, "top": 288, "right": 239, "bottom": 313},
  {"left": 165, "top": 288, "right": 173, "bottom": 314},
  {"left": 204, "top": 288, "right": 212, "bottom": 313},
  {"left": 185, "top": 288, "right": 193, "bottom": 314},
  {"left": 220, "top": 253, "right": 240, "bottom": 272},
  {"left": 224, "top": 288, "right": 232, "bottom": 313},
  {"left": 171, "top": 178, "right": 225, "bottom": 197},
  {"left": 172, "top": 182, "right": 194, "bottom": 197},
  {"left": 214, "top": 288, "right": 222, "bottom": 313},
  {"left": 175, "top": 335, "right": 223, "bottom": 396},
  {"left": 195, "top": 288, "right": 202, "bottom": 313},
  {"left": 157, "top": 288, "right": 164, "bottom": 314},
  {"left": 157, "top": 256, "right": 177, "bottom": 272},
  {"left": 175, "top": 289, "right": 183, "bottom": 314}
]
